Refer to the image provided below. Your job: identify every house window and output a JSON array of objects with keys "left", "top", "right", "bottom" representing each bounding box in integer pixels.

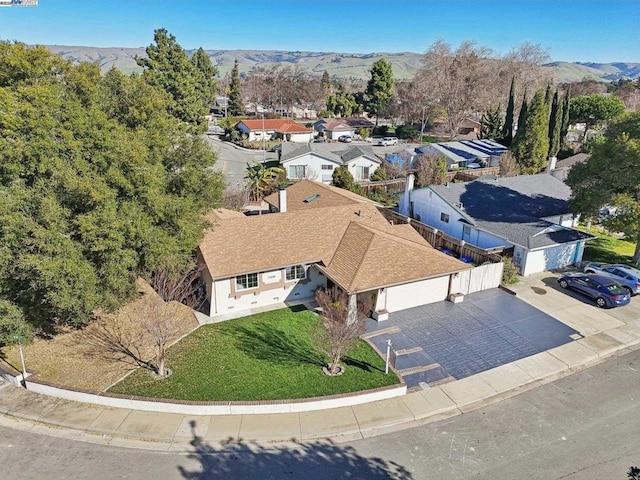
[
  {"left": 288, "top": 165, "right": 307, "bottom": 179},
  {"left": 355, "top": 166, "right": 370, "bottom": 181},
  {"left": 236, "top": 273, "right": 258, "bottom": 291},
  {"left": 286, "top": 264, "right": 306, "bottom": 281},
  {"left": 441, "top": 213, "right": 450, "bottom": 223},
  {"left": 321, "top": 164, "right": 334, "bottom": 170},
  {"left": 463, "top": 225, "right": 471, "bottom": 236}
]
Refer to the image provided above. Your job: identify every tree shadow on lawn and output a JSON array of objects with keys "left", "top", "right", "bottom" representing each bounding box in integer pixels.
[
  {"left": 232, "top": 323, "right": 386, "bottom": 374},
  {"left": 232, "top": 322, "right": 325, "bottom": 367}
]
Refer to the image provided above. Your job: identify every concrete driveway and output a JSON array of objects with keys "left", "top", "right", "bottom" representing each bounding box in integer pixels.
[
  {"left": 365, "top": 288, "right": 582, "bottom": 389},
  {"left": 505, "top": 270, "right": 640, "bottom": 337}
]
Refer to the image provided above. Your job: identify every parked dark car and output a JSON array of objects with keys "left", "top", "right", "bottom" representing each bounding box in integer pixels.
[
  {"left": 583, "top": 262, "right": 640, "bottom": 295},
  {"left": 557, "top": 273, "right": 631, "bottom": 308}
]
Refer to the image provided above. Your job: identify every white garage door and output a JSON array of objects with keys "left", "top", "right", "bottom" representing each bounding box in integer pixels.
[{"left": 385, "top": 276, "right": 450, "bottom": 313}]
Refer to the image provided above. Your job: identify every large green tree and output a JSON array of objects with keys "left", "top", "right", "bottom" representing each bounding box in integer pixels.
[
  {"left": 0, "top": 41, "right": 224, "bottom": 327},
  {"left": 511, "top": 89, "right": 549, "bottom": 173},
  {"left": 191, "top": 47, "right": 218, "bottom": 109},
  {"left": 365, "top": 58, "right": 394, "bottom": 123},
  {"left": 136, "top": 28, "right": 207, "bottom": 132},
  {"left": 569, "top": 94, "right": 626, "bottom": 142},
  {"left": 227, "top": 59, "right": 244, "bottom": 116},
  {"left": 566, "top": 112, "right": 640, "bottom": 265}
]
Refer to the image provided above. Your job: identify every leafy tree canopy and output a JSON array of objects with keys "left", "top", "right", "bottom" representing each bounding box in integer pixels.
[
  {"left": 0, "top": 41, "right": 224, "bottom": 328},
  {"left": 569, "top": 94, "right": 626, "bottom": 135},
  {"left": 136, "top": 28, "right": 210, "bottom": 133},
  {"left": 566, "top": 112, "right": 640, "bottom": 265},
  {"left": 365, "top": 58, "right": 394, "bottom": 119}
]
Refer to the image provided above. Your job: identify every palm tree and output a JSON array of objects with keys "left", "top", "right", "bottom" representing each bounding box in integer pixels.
[{"left": 244, "top": 159, "right": 284, "bottom": 202}]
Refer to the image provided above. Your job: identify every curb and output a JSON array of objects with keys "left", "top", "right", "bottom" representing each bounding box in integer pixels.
[{"left": 1, "top": 340, "right": 638, "bottom": 451}]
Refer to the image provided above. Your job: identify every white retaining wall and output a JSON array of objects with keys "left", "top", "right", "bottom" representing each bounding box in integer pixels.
[{"left": 17, "top": 379, "right": 407, "bottom": 415}]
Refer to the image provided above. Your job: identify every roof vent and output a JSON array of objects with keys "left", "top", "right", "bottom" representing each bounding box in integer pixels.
[{"left": 303, "top": 194, "right": 320, "bottom": 203}]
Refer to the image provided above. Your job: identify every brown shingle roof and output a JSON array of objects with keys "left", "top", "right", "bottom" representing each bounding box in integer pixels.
[
  {"left": 199, "top": 202, "right": 470, "bottom": 292},
  {"left": 205, "top": 208, "right": 246, "bottom": 223},
  {"left": 263, "top": 179, "right": 378, "bottom": 212},
  {"left": 319, "top": 223, "right": 470, "bottom": 293}
]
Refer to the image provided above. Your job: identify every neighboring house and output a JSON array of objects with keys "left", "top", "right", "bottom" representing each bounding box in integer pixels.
[
  {"left": 314, "top": 117, "right": 375, "bottom": 140},
  {"left": 280, "top": 143, "right": 381, "bottom": 183},
  {"left": 547, "top": 153, "right": 590, "bottom": 182},
  {"left": 414, "top": 139, "right": 507, "bottom": 170},
  {"left": 399, "top": 173, "right": 594, "bottom": 276},
  {"left": 264, "top": 179, "right": 378, "bottom": 213},
  {"left": 236, "top": 119, "right": 314, "bottom": 143},
  {"left": 198, "top": 181, "right": 470, "bottom": 320}
]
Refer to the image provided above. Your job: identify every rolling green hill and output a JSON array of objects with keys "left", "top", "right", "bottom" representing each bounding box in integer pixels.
[{"left": 44, "top": 45, "right": 639, "bottom": 83}]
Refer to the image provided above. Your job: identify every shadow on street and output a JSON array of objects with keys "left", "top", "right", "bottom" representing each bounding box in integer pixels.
[{"left": 178, "top": 420, "right": 413, "bottom": 480}]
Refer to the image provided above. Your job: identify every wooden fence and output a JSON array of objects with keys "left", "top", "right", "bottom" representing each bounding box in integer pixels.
[
  {"left": 377, "top": 207, "right": 503, "bottom": 266},
  {"left": 358, "top": 178, "right": 406, "bottom": 196}
]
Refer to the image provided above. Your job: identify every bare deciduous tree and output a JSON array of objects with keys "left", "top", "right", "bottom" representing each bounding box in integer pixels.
[
  {"left": 417, "top": 40, "right": 495, "bottom": 139},
  {"left": 80, "top": 285, "right": 195, "bottom": 377},
  {"left": 414, "top": 153, "right": 448, "bottom": 187},
  {"left": 151, "top": 265, "right": 205, "bottom": 310},
  {"left": 222, "top": 186, "right": 249, "bottom": 211},
  {"left": 313, "top": 287, "right": 369, "bottom": 375},
  {"left": 499, "top": 151, "right": 520, "bottom": 177}
]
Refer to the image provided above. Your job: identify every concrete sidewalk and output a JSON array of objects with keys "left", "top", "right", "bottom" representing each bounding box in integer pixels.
[{"left": 1, "top": 275, "right": 640, "bottom": 450}]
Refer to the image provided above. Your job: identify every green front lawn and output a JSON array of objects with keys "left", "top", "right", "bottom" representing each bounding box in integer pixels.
[
  {"left": 108, "top": 306, "right": 399, "bottom": 401},
  {"left": 581, "top": 226, "right": 636, "bottom": 266}
]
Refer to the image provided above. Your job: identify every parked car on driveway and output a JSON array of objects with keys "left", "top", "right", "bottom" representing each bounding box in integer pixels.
[
  {"left": 376, "top": 136, "right": 398, "bottom": 146},
  {"left": 583, "top": 263, "right": 640, "bottom": 295},
  {"left": 557, "top": 273, "right": 631, "bottom": 308},
  {"left": 338, "top": 135, "right": 352, "bottom": 143}
]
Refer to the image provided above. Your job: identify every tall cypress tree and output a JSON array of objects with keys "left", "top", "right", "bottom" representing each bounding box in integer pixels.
[
  {"left": 544, "top": 83, "right": 552, "bottom": 105},
  {"left": 512, "top": 89, "right": 528, "bottom": 148},
  {"left": 227, "top": 59, "right": 243, "bottom": 116},
  {"left": 500, "top": 77, "right": 516, "bottom": 147},
  {"left": 548, "top": 90, "right": 563, "bottom": 160},
  {"left": 560, "top": 84, "right": 571, "bottom": 150},
  {"left": 512, "top": 89, "right": 550, "bottom": 174}
]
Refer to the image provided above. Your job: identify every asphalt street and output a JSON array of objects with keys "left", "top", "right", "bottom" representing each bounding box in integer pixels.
[{"left": 1, "top": 347, "right": 638, "bottom": 480}]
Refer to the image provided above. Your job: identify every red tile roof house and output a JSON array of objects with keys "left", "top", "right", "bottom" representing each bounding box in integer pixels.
[
  {"left": 197, "top": 180, "right": 470, "bottom": 322},
  {"left": 236, "top": 118, "right": 314, "bottom": 143}
]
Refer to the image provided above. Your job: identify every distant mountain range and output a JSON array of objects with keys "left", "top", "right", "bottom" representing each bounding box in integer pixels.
[{"left": 44, "top": 45, "right": 640, "bottom": 83}]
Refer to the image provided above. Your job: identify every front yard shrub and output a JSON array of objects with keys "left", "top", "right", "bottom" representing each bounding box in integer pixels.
[{"left": 501, "top": 257, "right": 520, "bottom": 284}]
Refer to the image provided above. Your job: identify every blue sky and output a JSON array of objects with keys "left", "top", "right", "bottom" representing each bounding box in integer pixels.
[{"left": 1, "top": 0, "right": 638, "bottom": 62}]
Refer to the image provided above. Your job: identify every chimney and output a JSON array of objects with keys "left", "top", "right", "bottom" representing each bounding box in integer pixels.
[
  {"left": 278, "top": 186, "right": 287, "bottom": 213},
  {"left": 401, "top": 173, "right": 415, "bottom": 217},
  {"left": 546, "top": 156, "right": 557, "bottom": 173}
]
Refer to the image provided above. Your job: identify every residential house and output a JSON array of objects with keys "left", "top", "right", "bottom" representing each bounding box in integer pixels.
[
  {"left": 547, "top": 153, "right": 590, "bottom": 182},
  {"left": 236, "top": 119, "right": 314, "bottom": 143},
  {"left": 280, "top": 143, "right": 381, "bottom": 183},
  {"left": 264, "top": 179, "right": 377, "bottom": 213},
  {"left": 198, "top": 181, "right": 471, "bottom": 320},
  {"left": 414, "top": 139, "right": 507, "bottom": 170},
  {"left": 314, "top": 117, "right": 375, "bottom": 140},
  {"left": 399, "top": 173, "right": 594, "bottom": 276}
]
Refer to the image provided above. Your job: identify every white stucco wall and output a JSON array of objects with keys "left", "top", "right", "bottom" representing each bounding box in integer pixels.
[
  {"left": 521, "top": 241, "right": 585, "bottom": 276},
  {"left": 286, "top": 132, "right": 314, "bottom": 143},
  {"left": 282, "top": 154, "right": 341, "bottom": 183},
  {"left": 385, "top": 276, "right": 451, "bottom": 312},
  {"left": 210, "top": 267, "right": 327, "bottom": 317},
  {"left": 345, "top": 156, "right": 380, "bottom": 181}
]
